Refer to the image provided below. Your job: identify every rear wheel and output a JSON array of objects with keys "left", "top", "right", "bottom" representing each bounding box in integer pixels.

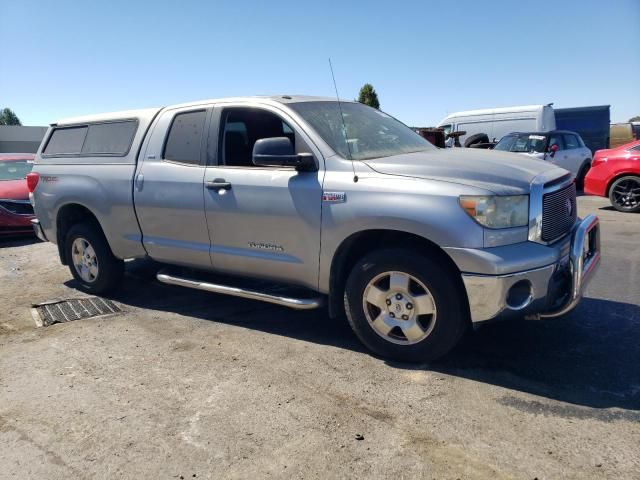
[
  {"left": 344, "top": 249, "right": 467, "bottom": 362},
  {"left": 66, "top": 222, "right": 124, "bottom": 293},
  {"left": 609, "top": 176, "right": 640, "bottom": 213}
]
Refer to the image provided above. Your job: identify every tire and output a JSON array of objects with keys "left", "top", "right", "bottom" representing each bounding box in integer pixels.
[
  {"left": 65, "top": 222, "right": 124, "bottom": 294},
  {"left": 575, "top": 161, "right": 591, "bottom": 191},
  {"left": 609, "top": 176, "right": 640, "bottom": 213},
  {"left": 464, "top": 133, "right": 490, "bottom": 148},
  {"left": 344, "top": 248, "right": 468, "bottom": 362}
]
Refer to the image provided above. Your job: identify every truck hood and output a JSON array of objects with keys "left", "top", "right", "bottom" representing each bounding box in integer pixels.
[
  {"left": 363, "top": 148, "right": 565, "bottom": 195},
  {"left": 0, "top": 179, "right": 29, "bottom": 200}
]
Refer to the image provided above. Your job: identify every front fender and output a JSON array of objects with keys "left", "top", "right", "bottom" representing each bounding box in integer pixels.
[{"left": 318, "top": 172, "right": 486, "bottom": 292}]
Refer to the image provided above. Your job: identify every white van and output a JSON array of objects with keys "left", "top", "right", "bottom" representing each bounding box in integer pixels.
[{"left": 437, "top": 104, "right": 556, "bottom": 147}]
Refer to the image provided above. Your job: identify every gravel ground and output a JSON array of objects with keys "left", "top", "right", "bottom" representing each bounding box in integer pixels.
[{"left": 0, "top": 195, "right": 638, "bottom": 479}]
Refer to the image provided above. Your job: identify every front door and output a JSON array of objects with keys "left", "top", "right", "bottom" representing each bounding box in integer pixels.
[
  {"left": 547, "top": 133, "right": 568, "bottom": 170},
  {"left": 562, "top": 133, "right": 585, "bottom": 175},
  {"left": 134, "top": 106, "right": 213, "bottom": 268},
  {"left": 203, "top": 104, "right": 324, "bottom": 290}
]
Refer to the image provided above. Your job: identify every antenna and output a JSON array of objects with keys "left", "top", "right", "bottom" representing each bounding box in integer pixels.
[{"left": 329, "top": 58, "right": 358, "bottom": 183}]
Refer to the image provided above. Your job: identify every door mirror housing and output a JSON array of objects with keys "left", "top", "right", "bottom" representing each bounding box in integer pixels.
[
  {"left": 252, "top": 137, "right": 317, "bottom": 171},
  {"left": 548, "top": 143, "right": 559, "bottom": 158}
]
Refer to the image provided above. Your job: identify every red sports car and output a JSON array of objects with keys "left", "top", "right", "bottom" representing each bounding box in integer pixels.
[
  {"left": 584, "top": 140, "right": 640, "bottom": 212},
  {"left": 0, "top": 153, "right": 36, "bottom": 236}
]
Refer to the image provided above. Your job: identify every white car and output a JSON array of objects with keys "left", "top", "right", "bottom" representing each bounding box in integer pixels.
[{"left": 493, "top": 130, "right": 592, "bottom": 189}]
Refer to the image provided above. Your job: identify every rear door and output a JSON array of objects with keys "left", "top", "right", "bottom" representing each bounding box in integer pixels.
[
  {"left": 202, "top": 103, "right": 324, "bottom": 290},
  {"left": 134, "top": 106, "right": 213, "bottom": 268}
]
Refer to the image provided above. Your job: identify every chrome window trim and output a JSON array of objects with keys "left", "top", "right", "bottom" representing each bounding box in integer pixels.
[{"left": 528, "top": 172, "right": 574, "bottom": 244}]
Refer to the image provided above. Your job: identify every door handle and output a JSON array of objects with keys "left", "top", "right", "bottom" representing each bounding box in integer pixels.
[
  {"left": 206, "top": 179, "right": 232, "bottom": 190},
  {"left": 135, "top": 173, "right": 144, "bottom": 191}
]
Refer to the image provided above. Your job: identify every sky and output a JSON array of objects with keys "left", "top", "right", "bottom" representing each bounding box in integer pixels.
[{"left": 1, "top": 0, "right": 639, "bottom": 127}]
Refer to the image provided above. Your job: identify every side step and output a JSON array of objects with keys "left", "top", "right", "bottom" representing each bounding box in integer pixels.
[{"left": 156, "top": 270, "right": 325, "bottom": 310}]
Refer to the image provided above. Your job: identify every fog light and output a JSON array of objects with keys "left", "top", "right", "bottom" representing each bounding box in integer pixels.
[{"left": 506, "top": 280, "right": 533, "bottom": 310}]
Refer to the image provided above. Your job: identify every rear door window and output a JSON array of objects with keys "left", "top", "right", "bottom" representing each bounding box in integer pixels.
[{"left": 163, "top": 110, "right": 207, "bottom": 165}]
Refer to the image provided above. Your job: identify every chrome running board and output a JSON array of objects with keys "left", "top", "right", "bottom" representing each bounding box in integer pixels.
[{"left": 156, "top": 271, "right": 324, "bottom": 310}]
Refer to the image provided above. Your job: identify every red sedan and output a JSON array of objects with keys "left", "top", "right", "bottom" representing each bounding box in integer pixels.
[
  {"left": 0, "top": 153, "right": 36, "bottom": 236},
  {"left": 584, "top": 140, "right": 640, "bottom": 212}
]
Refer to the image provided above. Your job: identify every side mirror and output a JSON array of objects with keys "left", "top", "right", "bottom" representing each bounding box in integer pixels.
[
  {"left": 548, "top": 144, "right": 559, "bottom": 158},
  {"left": 252, "top": 137, "right": 316, "bottom": 172}
]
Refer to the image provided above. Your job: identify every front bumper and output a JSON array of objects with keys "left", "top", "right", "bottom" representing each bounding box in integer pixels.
[{"left": 462, "top": 215, "right": 601, "bottom": 323}]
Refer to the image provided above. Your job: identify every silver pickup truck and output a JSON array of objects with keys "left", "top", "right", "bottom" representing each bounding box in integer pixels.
[{"left": 29, "top": 96, "right": 601, "bottom": 361}]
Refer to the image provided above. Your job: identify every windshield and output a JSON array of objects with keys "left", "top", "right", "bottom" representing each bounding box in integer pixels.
[
  {"left": 494, "top": 134, "right": 547, "bottom": 153},
  {"left": 0, "top": 160, "right": 34, "bottom": 181},
  {"left": 290, "top": 101, "right": 435, "bottom": 160}
]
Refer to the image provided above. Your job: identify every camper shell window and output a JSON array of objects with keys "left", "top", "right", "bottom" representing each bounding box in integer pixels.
[{"left": 43, "top": 120, "right": 138, "bottom": 156}]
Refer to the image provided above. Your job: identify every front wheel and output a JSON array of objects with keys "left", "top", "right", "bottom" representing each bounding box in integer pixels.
[
  {"left": 344, "top": 249, "right": 468, "bottom": 362},
  {"left": 609, "top": 176, "right": 640, "bottom": 213}
]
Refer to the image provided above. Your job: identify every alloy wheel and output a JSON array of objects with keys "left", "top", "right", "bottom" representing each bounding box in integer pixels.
[
  {"left": 611, "top": 178, "right": 640, "bottom": 210},
  {"left": 362, "top": 270, "right": 437, "bottom": 345},
  {"left": 71, "top": 237, "right": 99, "bottom": 283}
]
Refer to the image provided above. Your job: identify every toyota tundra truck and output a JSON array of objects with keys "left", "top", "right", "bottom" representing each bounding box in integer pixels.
[{"left": 28, "top": 96, "right": 601, "bottom": 361}]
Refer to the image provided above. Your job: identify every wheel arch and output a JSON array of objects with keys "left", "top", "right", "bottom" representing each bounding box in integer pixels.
[
  {"left": 327, "top": 229, "right": 469, "bottom": 320},
  {"left": 606, "top": 172, "right": 640, "bottom": 197},
  {"left": 55, "top": 203, "right": 105, "bottom": 265}
]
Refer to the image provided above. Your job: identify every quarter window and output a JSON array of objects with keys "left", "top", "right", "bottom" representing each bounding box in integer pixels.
[{"left": 164, "top": 110, "right": 207, "bottom": 165}]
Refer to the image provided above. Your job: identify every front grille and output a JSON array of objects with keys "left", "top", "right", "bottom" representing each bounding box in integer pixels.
[
  {"left": 0, "top": 200, "right": 34, "bottom": 215},
  {"left": 542, "top": 183, "right": 577, "bottom": 242}
]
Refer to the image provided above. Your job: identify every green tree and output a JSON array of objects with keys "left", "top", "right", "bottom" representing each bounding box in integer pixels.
[
  {"left": 0, "top": 108, "right": 22, "bottom": 126},
  {"left": 356, "top": 83, "right": 380, "bottom": 109},
  {"left": 629, "top": 115, "right": 640, "bottom": 122}
]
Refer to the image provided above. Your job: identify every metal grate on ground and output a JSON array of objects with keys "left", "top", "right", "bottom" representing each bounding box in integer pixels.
[{"left": 31, "top": 297, "right": 122, "bottom": 327}]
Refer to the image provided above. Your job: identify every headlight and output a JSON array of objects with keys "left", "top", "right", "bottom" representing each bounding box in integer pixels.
[{"left": 459, "top": 195, "right": 529, "bottom": 229}]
